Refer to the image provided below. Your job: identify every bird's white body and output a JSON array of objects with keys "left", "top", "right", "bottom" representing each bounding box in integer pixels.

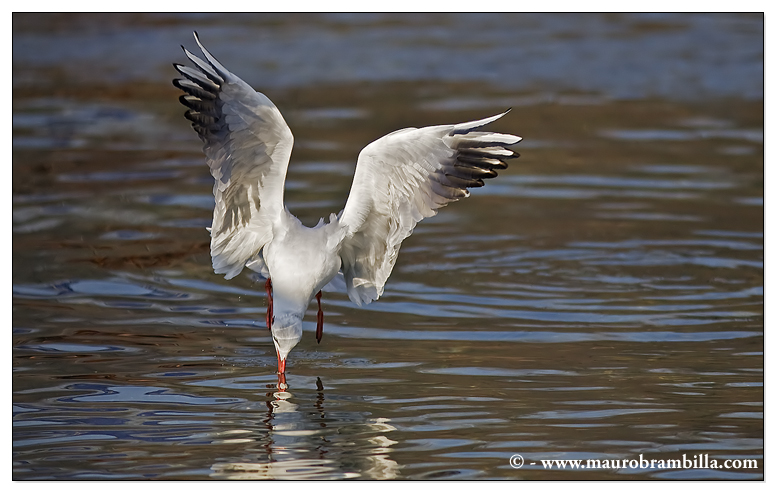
[
  {"left": 264, "top": 211, "right": 343, "bottom": 361},
  {"left": 174, "top": 33, "right": 521, "bottom": 373}
]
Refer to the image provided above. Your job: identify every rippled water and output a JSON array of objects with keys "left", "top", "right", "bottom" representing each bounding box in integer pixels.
[{"left": 13, "top": 13, "right": 763, "bottom": 480}]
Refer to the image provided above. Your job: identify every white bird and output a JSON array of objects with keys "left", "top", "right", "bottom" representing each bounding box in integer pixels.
[{"left": 173, "top": 32, "right": 521, "bottom": 375}]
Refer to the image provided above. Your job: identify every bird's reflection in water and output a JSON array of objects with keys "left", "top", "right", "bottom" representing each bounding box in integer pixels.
[{"left": 210, "top": 376, "right": 399, "bottom": 479}]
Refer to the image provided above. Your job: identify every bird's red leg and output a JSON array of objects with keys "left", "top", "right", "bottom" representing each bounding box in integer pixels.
[
  {"left": 266, "top": 278, "right": 285, "bottom": 376},
  {"left": 315, "top": 290, "right": 323, "bottom": 344},
  {"left": 265, "top": 278, "right": 273, "bottom": 330}
]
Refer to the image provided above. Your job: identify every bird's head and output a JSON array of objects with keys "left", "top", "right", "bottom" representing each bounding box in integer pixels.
[{"left": 271, "top": 312, "right": 303, "bottom": 373}]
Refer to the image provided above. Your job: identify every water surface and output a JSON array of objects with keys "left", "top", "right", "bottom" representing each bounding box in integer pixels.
[{"left": 13, "top": 13, "right": 763, "bottom": 480}]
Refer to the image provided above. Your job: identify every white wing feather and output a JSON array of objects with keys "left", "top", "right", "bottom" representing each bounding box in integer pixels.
[
  {"left": 338, "top": 111, "right": 521, "bottom": 305},
  {"left": 174, "top": 33, "right": 293, "bottom": 279}
]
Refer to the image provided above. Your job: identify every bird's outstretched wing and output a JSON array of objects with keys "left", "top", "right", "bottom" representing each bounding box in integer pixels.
[
  {"left": 337, "top": 111, "right": 521, "bottom": 305},
  {"left": 173, "top": 32, "right": 293, "bottom": 279}
]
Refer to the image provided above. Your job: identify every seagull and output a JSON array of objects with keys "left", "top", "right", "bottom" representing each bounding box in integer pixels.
[{"left": 173, "top": 33, "right": 521, "bottom": 375}]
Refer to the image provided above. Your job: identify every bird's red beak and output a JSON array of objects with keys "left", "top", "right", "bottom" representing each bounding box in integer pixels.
[{"left": 277, "top": 351, "right": 287, "bottom": 374}]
